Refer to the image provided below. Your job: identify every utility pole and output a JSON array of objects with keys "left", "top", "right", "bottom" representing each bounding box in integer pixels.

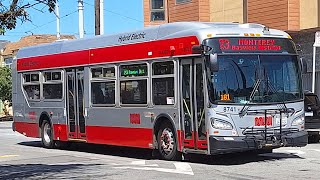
[
  {"left": 78, "top": 0, "right": 84, "bottom": 38},
  {"left": 55, "top": 1, "right": 60, "bottom": 39},
  {"left": 95, "top": 0, "right": 100, "bottom": 35},
  {"left": 100, "top": 0, "right": 104, "bottom": 35}
]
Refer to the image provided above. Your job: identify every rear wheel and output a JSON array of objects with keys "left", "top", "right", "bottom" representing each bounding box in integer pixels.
[
  {"left": 41, "top": 120, "right": 54, "bottom": 148},
  {"left": 157, "top": 123, "right": 181, "bottom": 160}
]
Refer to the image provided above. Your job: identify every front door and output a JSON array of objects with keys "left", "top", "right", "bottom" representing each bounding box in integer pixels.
[
  {"left": 66, "top": 68, "right": 86, "bottom": 140},
  {"left": 181, "top": 58, "right": 207, "bottom": 149}
]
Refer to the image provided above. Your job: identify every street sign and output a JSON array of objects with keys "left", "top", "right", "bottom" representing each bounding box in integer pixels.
[{"left": 315, "top": 31, "right": 320, "bottom": 47}]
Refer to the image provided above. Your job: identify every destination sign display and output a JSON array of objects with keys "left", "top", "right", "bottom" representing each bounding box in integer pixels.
[{"left": 205, "top": 37, "right": 296, "bottom": 54}]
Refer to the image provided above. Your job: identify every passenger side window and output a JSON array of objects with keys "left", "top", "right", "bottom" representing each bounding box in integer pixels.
[
  {"left": 43, "top": 71, "right": 63, "bottom": 99},
  {"left": 120, "top": 63, "right": 148, "bottom": 105},
  {"left": 23, "top": 73, "right": 40, "bottom": 100},
  {"left": 91, "top": 66, "right": 116, "bottom": 106}
]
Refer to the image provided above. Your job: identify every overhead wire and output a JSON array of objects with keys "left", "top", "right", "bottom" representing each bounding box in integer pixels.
[{"left": 83, "top": 1, "right": 143, "bottom": 23}]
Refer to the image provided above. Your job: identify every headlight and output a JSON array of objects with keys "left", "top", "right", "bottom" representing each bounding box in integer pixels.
[
  {"left": 211, "top": 118, "right": 233, "bottom": 130},
  {"left": 291, "top": 115, "right": 305, "bottom": 126}
]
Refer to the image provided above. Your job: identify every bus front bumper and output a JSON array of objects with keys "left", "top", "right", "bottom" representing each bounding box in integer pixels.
[{"left": 209, "top": 131, "right": 308, "bottom": 154}]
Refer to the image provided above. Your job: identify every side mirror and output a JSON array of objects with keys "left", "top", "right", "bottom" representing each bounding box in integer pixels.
[
  {"left": 300, "top": 58, "right": 307, "bottom": 74},
  {"left": 208, "top": 53, "right": 219, "bottom": 72}
]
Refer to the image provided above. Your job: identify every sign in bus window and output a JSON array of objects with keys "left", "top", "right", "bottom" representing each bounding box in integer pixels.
[
  {"left": 120, "top": 64, "right": 148, "bottom": 77},
  {"left": 91, "top": 82, "right": 115, "bottom": 104},
  {"left": 120, "top": 80, "right": 147, "bottom": 104},
  {"left": 153, "top": 77, "right": 174, "bottom": 105},
  {"left": 152, "top": 61, "right": 174, "bottom": 75}
]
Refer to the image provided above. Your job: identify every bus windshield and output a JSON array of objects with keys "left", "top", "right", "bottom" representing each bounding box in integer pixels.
[{"left": 210, "top": 55, "right": 303, "bottom": 104}]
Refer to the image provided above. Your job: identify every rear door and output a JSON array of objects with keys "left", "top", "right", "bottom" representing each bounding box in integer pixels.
[{"left": 66, "top": 68, "right": 86, "bottom": 140}]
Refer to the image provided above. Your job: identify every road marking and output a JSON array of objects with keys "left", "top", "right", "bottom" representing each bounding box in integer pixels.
[
  {"left": 111, "top": 160, "right": 159, "bottom": 167},
  {"left": 286, "top": 150, "right": 306, "bottom": 155},
  {"left": 113, "top": 162, "right": 194, "bottom": 175},
  {"left": 0, "top": 155, "right": 19, "bottom": 158},
  {"left": 310, "top": 149, "right": 320, "bottom": 152}
]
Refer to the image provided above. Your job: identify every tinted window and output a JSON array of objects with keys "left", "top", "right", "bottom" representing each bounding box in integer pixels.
[
  {"left": 153, "top": 61, "right": 174, "bottom": 75},
  {"left": 91, "top": 82, "right": 115, "bottom": 104},
  {"left": 153, "top": 77, "right": 174, "bottom": 105},
  {"left": 24, "top": 85, "right": 40, "bottom": 100},
  {"left": 120, "top": 80, "right": 147, "bottom": 104},
  {"left": 43, "top": 84, "right": 63, "bottom": 99}
]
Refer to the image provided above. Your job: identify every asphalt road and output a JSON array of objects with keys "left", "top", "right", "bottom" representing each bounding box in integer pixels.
[{"left": 1, "top": 121, "right": 320, "bottom": 180}]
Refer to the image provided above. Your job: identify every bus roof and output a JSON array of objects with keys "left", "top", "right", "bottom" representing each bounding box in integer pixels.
[{"left": 17, "top": 22, "right": 290, "bottom": 59}]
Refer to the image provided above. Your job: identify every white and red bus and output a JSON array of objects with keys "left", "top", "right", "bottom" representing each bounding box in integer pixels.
[{"left": 12, "top": 22, "right": 308, "bottom": 160}]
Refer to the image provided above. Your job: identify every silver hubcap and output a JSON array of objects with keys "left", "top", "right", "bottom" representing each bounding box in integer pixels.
[
  {"left": 43, "top": 123, "right": 51, "bottom": 144},
  {"left": 160, "top": 128, "right": 175, "bottom": 155}
]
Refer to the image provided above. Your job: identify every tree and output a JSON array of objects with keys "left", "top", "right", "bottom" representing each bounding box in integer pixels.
[
  {"left": 0, "top": 0, "right": 56, "bottom": 34},
  {"left": 0, "top": 67, "right": 12, "bottom": 102}
]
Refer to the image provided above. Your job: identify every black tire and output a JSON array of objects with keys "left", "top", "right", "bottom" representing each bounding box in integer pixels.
[
  {"left": 54, "top": 141, "right": 71, "bottom": 149},
  {"left": 41, "top": 120, "right": 54, "bottom": 148},
  {"left": 251, "top": 149, "right": 273, "bottom": 155},
  {"left": 308, "top": 135, "right": 320, "bottom": 143},
  {"left": 157, "top": 123, "right": 181, "bottom": 160}
]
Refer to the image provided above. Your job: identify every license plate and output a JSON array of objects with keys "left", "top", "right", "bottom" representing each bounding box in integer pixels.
[
  {"left": 305, "top": 112, "right": 314, "bottom": 117},
  {"left": 255, "top": 117, "right": 272, "bottom": 126}
]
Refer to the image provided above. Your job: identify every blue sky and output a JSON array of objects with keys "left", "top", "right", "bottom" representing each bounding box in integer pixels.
[{"left": 1, "top": 0, "right": 144, "bottom": 42}]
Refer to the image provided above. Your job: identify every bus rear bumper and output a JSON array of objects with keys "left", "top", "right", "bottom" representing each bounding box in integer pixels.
[{"left": 209, "top": 131, "right": 308, "bottom": 155}]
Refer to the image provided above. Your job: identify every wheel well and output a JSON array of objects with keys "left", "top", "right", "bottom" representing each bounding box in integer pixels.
[
  {"left": 153, "top": 116, "right": 176, "bottom": 139},
  {"left": 39, "top": 112, "right": 50, "bottom": 128}
]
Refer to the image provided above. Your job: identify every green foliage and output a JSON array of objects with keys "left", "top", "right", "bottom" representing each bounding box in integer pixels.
[
  {"left": 0, "top": 0, "right": 56, "bottom": 34},
  {"left": 0, "top": 67, "right": 12, "bottom": 102}
]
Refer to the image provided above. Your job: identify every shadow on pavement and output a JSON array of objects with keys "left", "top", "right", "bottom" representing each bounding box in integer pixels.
[
  {"left": 184, "top": 151, "right": 303, "bottom": 165},
  {"left": 18, "top": 141, "right": 154, "bottom": 160},
  {"left": 18, "top": 141, "right": 303, "bottom": 165},
  {"left": 0, "top": 163, "right": 102, "bottom": 179}
]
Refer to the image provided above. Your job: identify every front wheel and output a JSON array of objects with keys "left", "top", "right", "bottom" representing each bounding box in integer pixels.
[
  {"left": 41, "top": 120, "right": 54, "bottom": 148},
  {"left": 157, "top": 123, "right": 181, "bottom": 160}
]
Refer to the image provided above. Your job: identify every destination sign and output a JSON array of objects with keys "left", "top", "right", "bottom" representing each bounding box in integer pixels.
[{"left": 205, "top": 37, "right": 296, "bottom": 54}]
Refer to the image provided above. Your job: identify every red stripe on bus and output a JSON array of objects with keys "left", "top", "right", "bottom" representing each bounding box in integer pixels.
[
  {"left": 17, "top": 50, "right": 90, "bottom": 71},
  {"left": 53, "top": 124, "right": 68, "bottom": 141},
  {"left": 15, "top": 121, "right": 39, "bottom": 138},
  {"left": 17, "top": 36, "right": 199, "bottom": 71},
  {"left": 86, "top": 126, "right": 153, "bottom": 149}
]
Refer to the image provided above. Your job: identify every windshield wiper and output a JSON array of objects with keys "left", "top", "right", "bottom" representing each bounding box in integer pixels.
[
  {"left": 239, "top": 79, "right": 261, "bottom": 117},
  {"left": 263, "top": 68, "right": 294, "bottom": 116}
]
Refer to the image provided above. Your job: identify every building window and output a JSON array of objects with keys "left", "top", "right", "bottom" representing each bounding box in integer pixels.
[
  {"left": 152, "top": 61, "right": 175, "bottom": 105},
  {"left": 150, "top": 0, "right": 165, "bottom": 21},
  {"left": 4, "top": 57, "right": 13, "bottom": 68},
  {"left": 43, "top": 71, "right": 63, "bottom": 99},
  {"left": 176, "top": 0, "right": 191, "bottom": 4},
  {"left": 91, "top": 66, "right": 116, "bottom": 106}
]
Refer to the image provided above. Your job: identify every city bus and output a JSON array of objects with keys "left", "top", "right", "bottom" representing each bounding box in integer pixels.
[{"left": 12, "top": 22, "right": 308, "bottom": 160}]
